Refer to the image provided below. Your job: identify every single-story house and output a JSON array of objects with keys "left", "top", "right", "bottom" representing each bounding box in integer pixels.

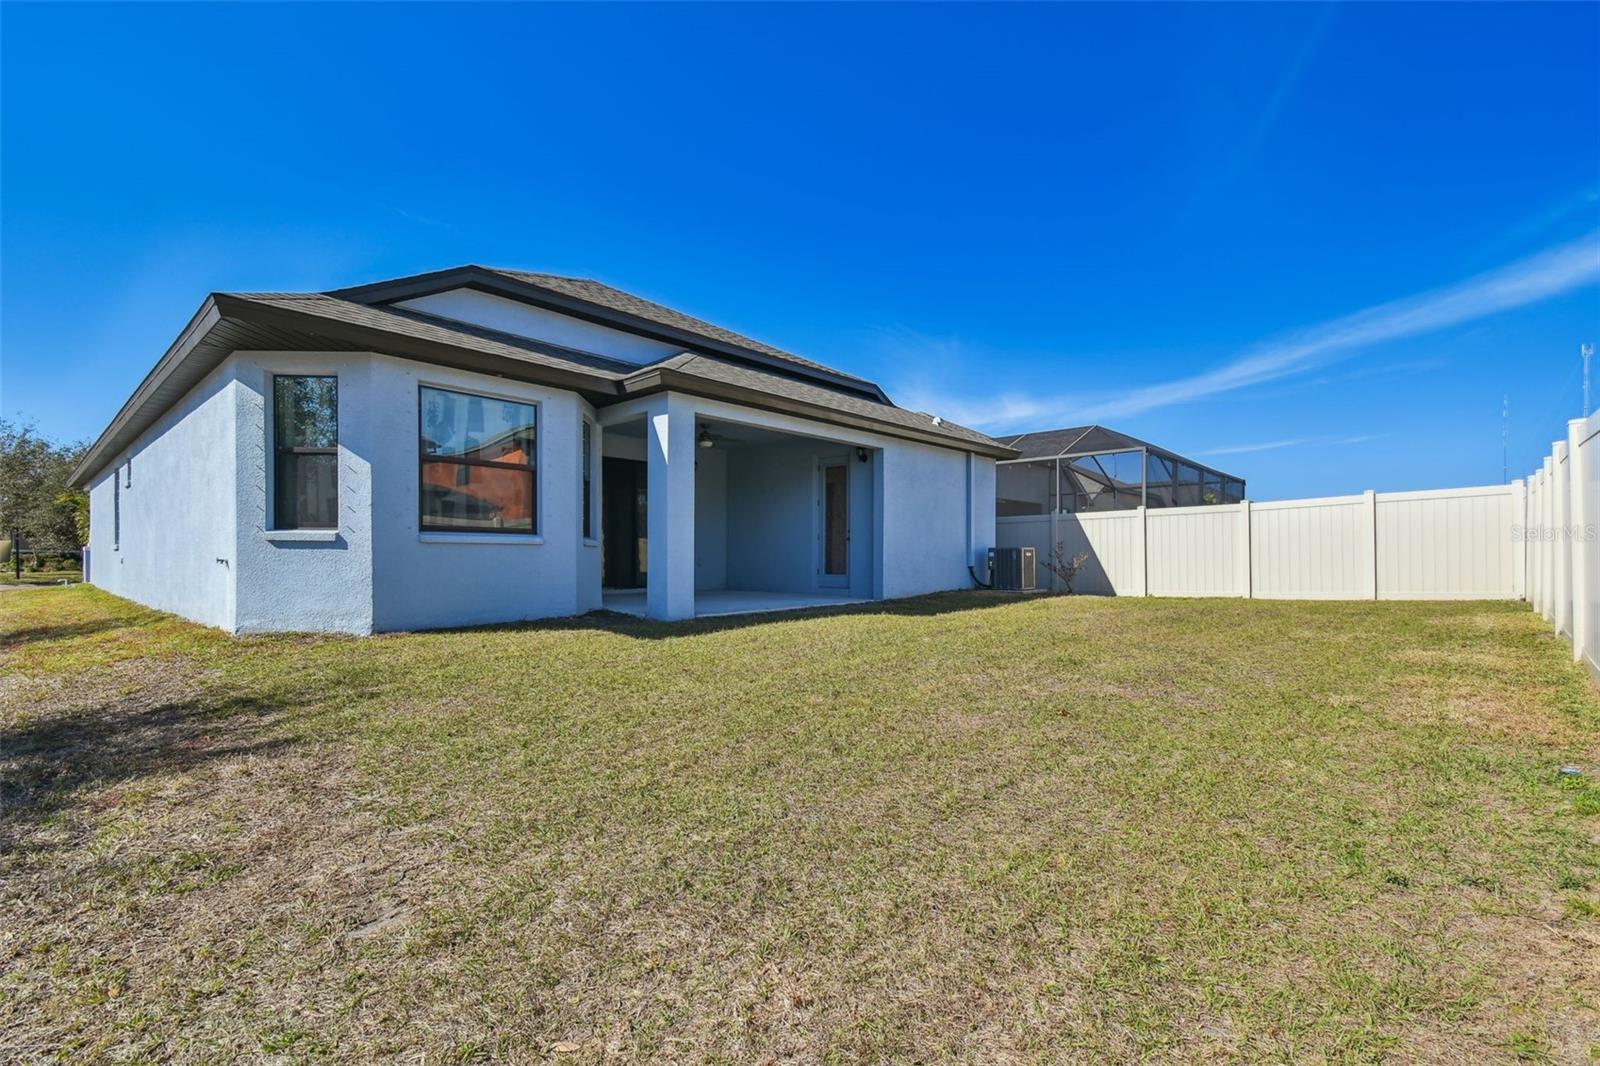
[{"left": 69, "top": 266, "right": 1014, "bottom": 633}]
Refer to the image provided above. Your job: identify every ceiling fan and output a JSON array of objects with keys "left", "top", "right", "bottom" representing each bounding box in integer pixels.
[{"left": 696, "top": 423, "right": 732, "bottom": 449}]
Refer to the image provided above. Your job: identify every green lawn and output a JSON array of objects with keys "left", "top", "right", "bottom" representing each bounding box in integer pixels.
[
  {"left": 1, "top": 568, "right": 81, "bottom": 586},
  {"left": 2, "top": 586, "right": 1597, "bottom": 1064}
]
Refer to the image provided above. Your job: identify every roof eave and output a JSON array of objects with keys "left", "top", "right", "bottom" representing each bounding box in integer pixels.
[
  {"left": 69, "top": 293, "right": 627, "bottom": 489},
  {"left": 210, "top": 294, "right": 623, "bottom": 397},
  {"left": 69, "top": 296, "right": 225, "bottom": 487},
  {"left": 72, "top": 287, "right": 1015, "bottom": 489},
  {"left": 619, "top": 367, "right": 1018, "bottom": 460}
]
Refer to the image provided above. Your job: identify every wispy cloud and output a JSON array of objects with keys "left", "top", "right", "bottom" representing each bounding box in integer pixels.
[
  {"left": 1201, "top": 6, "right": 1337, "bottom": 200},
  {"left": 1470, "top": 184, "right": 1600, "bottom": 264},
  {"left": 394, "top": 206, "right": 457, "bottom": 230},
  {"left": 1197, "top": 433, "right": 1386, "bottom": 457},
  {"left": 1308, "top": 356, "right": 1449, "bottom": 387},
  {"left": 891, "top": 231, "right": 1600, "bottom": 431}
]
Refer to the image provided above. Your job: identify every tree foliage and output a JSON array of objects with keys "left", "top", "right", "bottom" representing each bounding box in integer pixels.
[{"left": 0, "top": 418, "right": 89, "bottom": 547}]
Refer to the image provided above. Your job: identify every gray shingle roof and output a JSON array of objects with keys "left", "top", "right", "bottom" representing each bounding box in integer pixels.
[
  {"left": 487, "top": 268, "right": 873, "bottom": 385},
  {"left": 646, "top": 352, "right": 1005, "bottom": 451},
  {"left": 72, "top": 272, "right": 1016, "bottom": 486},
  {"left": 227, "top": 292, "right": 641, "bottom": 377},
  {"left": 219, "top": 291, "right": 1012, "bottom": 455}
]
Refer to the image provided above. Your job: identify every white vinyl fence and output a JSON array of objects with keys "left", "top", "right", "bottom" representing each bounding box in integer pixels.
[
  {"left": 999, "top": 420, "right": 1598, "bottom": 681},
  {"left": 1526, "top": 412, "right": 1599, "bottom": 682}
]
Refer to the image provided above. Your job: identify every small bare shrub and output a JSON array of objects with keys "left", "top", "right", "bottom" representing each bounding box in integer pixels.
[{"left": 1044, "top": 543, "right": 1091, "bottom": 594}]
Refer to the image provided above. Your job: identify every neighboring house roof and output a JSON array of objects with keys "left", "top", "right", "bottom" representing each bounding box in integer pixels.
[
  {"left": 997, "top": 424, "right": 1241, "bottom": 480},
  {"left": 71, "top": 268, "right": 1015, "bottom": 486}
]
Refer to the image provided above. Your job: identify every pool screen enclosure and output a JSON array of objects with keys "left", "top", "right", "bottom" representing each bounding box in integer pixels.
[{"left": 994, "top": 425, "right": 1245, "bottom": 517}]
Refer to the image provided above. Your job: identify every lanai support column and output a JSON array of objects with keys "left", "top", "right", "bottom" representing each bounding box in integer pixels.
[{"left": 646, "top": 392, "right": 697, "bottom": 621}]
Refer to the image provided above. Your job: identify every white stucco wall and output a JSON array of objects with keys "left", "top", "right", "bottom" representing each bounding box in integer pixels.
[
  {"left": 365, "top": 354, "right": 599, "bottom": 631},
  {"left": 396, "top": 289, "right": 681, "bottom": 364},
  {"left": 971, "top": 454, "right": 997, "bottom": 580},
  {"left": 86, "top": 360, "right": 240, "bottom": 629},
  {"left": 722, "top": 440, "right": 876, "bottom": 598},
  {"left": 90, "top": 350, "right": 605, "bottom": 634},
  {"left": 231, "top": 353, "right": 377, "bottom": 634},
  {"left": 724, "top": 442, "right": 815, "bottom": 594},
  {"left": 695, "top": 448, "right": 728, "bottom": 591},
  {"left": 880, "top": 444, "right": 995, "bottom": 599},
  {"left": 87, "top": 356, "right": 994, "bottom": 632},
  {"left": 577, "top": 417, "right": 603, "bottom": 614}
]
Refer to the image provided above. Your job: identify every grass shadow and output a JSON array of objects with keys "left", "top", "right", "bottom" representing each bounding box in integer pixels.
[
  {"left": 422, "top": 588, "right": 1059, "bottom": 641},
  {"left": 0, "top": 616, "right": 137, "bottom": 647},
  {"left": 0, "top": 690, "right": 294, "bottom": 857}
]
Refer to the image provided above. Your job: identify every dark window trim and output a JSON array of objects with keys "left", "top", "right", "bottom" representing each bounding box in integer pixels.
[
  {"left": 417, "top": 384, "right": 539, "bottom": 536},
  {"left": 272, "top": 374, "right": 339, "bottom": 531}
]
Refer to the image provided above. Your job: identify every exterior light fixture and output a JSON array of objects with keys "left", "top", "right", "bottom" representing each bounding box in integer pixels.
[
  {"left": 697, "top": 426, "right": 715, "bottom": 449},
  {"left": 856, "top": 447, "right": 870, "bottom": 463}
]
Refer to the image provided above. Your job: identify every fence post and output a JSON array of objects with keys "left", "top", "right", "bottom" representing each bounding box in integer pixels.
[
  {"left": 1238, "top": 499, "right": 1252, "bottom": 598},
  {"left": 1048, "top": 509, "right": 1059, "bottom": 593},
  {"left": 1363, "top": 490, "right": 1379, "bottom": 600},
  {"left": 1540, "top": 462, "right": 1549, "bottom": 620},
  {"left": 1511, "top": 478, "right": 1527, "bottom": 602},
  {"left": 1569, "top": 419, "right": 1589, "bottom": 664},
  {"left": 1527, "top": 474, "right": 1536, "bottom": 610},
  {"left": 1543, "top": 456, "right": 1556, "bottom": 623},
  {"left": 1528, "top": 472, "right": 1538, "bottom": 612},
  {"left": 1548, "top": 444, "right": 1561, "bottom": 633},
  {"left": 1133, "top": 505, "right": 1149, "bottom": 597}
]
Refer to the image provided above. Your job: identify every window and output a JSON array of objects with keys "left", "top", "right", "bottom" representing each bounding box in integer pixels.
[
  {"left": 113, "top": 470, "right": 121, "bottom": 549},
  {"left": 273, "top": 376, "right": 339, "bottom": 529},
  {"left": 582, "top": 419, "right": 594, "bottom": 539},
  {"left": 419, "top": 386, "right": 536, "bottom": 533}
]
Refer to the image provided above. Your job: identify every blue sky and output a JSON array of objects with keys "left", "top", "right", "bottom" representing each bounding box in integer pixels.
[{"left": 2, "top": 2, "right": 1596, "bottom": 500}]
